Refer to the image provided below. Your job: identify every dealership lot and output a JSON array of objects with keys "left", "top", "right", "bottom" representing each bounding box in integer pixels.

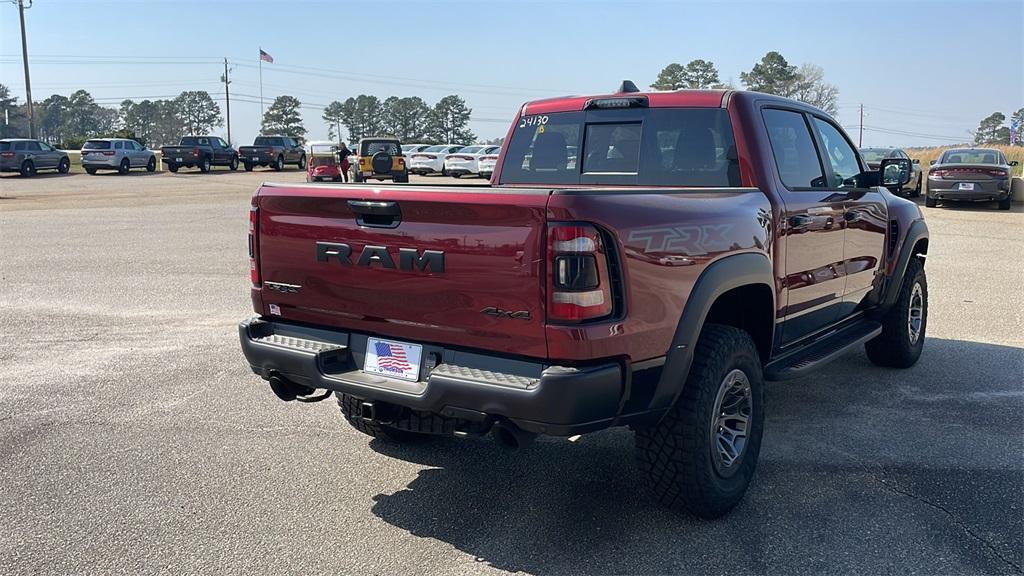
[{"left": 0, "top": 172, "right": 1021, "bottom": 575}]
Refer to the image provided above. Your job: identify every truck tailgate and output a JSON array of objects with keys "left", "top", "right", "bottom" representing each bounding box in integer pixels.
[{"left": 254, "top": 183, "right": 551, "bottom": 358}]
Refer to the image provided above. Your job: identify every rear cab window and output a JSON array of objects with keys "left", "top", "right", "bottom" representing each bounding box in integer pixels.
[
  {"left": 83, "top": 140, "right": 111, "bottom": 150},
  {"left": 498, "top": 108, "right": 741, "bottom": 187}
]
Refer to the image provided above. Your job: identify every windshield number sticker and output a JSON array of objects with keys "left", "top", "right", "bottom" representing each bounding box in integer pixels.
[{"left": 518, "top": 115, "right": 549, "bottom": 129}]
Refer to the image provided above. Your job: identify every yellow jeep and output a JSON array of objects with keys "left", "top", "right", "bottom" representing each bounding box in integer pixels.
[{"left": 353, "top": 137, "right": 409, "bottom": 183}]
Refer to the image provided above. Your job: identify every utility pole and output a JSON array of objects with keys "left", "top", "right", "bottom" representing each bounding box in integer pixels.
[
  {"left": 14, "top": 0, "right": 35, "bottom": 139},
  {"left": 858, "top": 103, "right": 864, "bottom": 148},
  {"left": 222, "top": 58, "right": 232, "bottom": 146}
]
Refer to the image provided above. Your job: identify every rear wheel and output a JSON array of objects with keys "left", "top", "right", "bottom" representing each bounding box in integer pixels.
[
  {"left": 167, "top": 163, "right": 179, "bottom": 173},
  {"left": 20, "top": 160, "right": 35, "bottom": 177},
  {"left": 337, "top": 393, "right": 430, "bottom": 443},
  {"left": 118, "top": 158, "right": 130, "bottom": 175},
  {"left": 909, "top": 176, "right": 921, "bottom": 198},
  {"left": 866, "top": 257, "right": 927, "bottom": 368},
  {"left": 58, "top": 157, "right": 70, "bottom": 174},
  {"left": 198, "top": 157, "right": 211, "bottom": 173},
  {"left": 146, "top": 156, "right": 156, "bottom": 172},
  {"left": 353, "top": 172, "right": 363, "bottom": 183},
  {"left": 394, "top": 172, "right": 409, "bottom": 183},
  {"left": 229, "top": 156, "right": 239, "bottom": 171},
  {"left": 925, "top": 196, "right": 937, "bottom": 208},
  {"left": 998, "top": 196, "right": 1011, "bottom": 210},
  {"left": 85, "top": 166, "right": 98, "bottom": 175},
  {"left": 635, "top": 324, "right": 764, "bottom": 519},
  {"left": 244, "top": 161, "right": 253, "bottom": 172},
  {"left": 273, "top": 156, "right": 284, "bottom": 171}
]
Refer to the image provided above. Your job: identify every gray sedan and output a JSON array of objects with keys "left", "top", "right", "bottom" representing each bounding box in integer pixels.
[
  {"left": 926, "top": 147, "right": 1018, "bottom": 210},
  {"left": 0, "top": 138, "right": 70, "bottom": 177}
]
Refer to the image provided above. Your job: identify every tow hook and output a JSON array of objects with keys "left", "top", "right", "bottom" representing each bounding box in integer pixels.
[{"left": 268, "top": 374, "right": 332, "bottom": 403}]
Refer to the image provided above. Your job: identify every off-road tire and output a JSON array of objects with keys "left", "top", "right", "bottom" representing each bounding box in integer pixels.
[
  {"left": 198, "top": 157, "right": 211, "bottom": 173},
  {"left": 337, "top": 393, "right": 432, "bottom": 442},
  {"left": 85, "top": 166, "right": 98, "bottom": 175},
  {"left": 118, "top": 158, "right": 130, "bottom": 175},
  {"left": 20, "top": 160, "right": 35, "bottom": 177},
  {"left": 998, "top": 197, "right": 1011, "bottom": 210},
  {"left": 167, "top": 163, "right": 179, "bottom": 173},
  {"left": 635, "top": 324, "right": 764, "bottom": 519},
  {"left": 866, "top": 257, "right": 927, "bottom": 368},
  {"left": 925, "top": 196, "right": 937, "bottom": 208},
  {"left": 244, "top": 161, "right": 253, "bottom": 172},
  {"left": 229, "top": 157, "right": 239, "bottom": 171},
  {"left": 146, "top": 156, "right": 156, "bottom": 172}
]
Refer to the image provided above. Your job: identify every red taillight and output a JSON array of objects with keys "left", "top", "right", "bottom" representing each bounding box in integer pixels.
[
  {"left": 102, "top": 151, "right": 115, "bottom": 156},
  {"left": 249, "top": 205, "right": 261, "bottom": 286},
  {"left": 0, "top": 152, "right": 14, "bottom": 158},
  {"left": 192, "top": 147, "right": 200, "bottom": 157},
  {"left": 546, "top": 223, "right": 614, "bottom": 323},
  {"left": 987, "top": 169, "right": 1008, "bottom": 177},
  {"left": 929, "top": 170, "right": 947, "bottom": 178}
]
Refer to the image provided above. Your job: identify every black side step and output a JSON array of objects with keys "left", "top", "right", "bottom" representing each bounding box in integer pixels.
[{"left": 765, "top": 320, "right": 882, "bottom": 381}]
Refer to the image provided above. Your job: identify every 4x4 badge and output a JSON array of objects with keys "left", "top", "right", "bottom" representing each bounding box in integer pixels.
[{"left": 480, "top": 306, "right": 531, "bottom": 320}]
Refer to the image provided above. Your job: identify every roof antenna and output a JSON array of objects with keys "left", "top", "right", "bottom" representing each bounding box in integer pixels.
[{"left": 617, "top": 80, "right": 640, "bottom": 93}]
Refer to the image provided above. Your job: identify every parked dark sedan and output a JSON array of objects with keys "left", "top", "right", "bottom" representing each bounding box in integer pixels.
[
  {"left": 0, "top": 138, "right": 70, "bottom": 177},
  {"left": 860, "top": 147, "right": 922, "bottom": 197},
  {"left": 926, "top": 148, "right": 1018, "bottom": 210}
]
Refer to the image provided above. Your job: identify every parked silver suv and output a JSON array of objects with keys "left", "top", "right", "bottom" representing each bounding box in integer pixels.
[
  {"left": 81, "top": 138, "right": 157, "bottom": 175},
  {"left": 0, "top": 138, "right": 70, "bottom": 177}
]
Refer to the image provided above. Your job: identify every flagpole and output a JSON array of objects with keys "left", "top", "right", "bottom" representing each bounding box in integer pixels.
[{"left": 258, "top": 47, "right": 264, "bottom": 128}]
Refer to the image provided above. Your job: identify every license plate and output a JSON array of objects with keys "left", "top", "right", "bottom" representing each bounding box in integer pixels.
[
  {"left": 175, "top": 157, "right": 183, "bottom": 162},
  {"left": 363, "top": 337, "right": 422, "bottom": 381},
  {"left": 958, "top": 182, "right": 975, "bottom": 191}
]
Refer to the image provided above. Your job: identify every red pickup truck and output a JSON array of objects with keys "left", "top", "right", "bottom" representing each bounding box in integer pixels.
[{"left": 239, "top": 83, "right": 928, "bottom": 518}]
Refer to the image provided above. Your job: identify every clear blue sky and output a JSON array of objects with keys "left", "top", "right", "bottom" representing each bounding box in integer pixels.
[{"left": 1, "top": 0, "right": 1021, "bottom": 147}]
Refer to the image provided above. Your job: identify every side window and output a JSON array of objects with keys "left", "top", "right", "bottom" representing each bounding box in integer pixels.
[
  {"left": 812, "top": 118, "right": 861, "bottom": 188},
  {"left": 114, "top": 141, "right": 123, "bottom": 150},
  {"left": 27, "top": 141, "right": 42, "bottom": 151},
  {"left": 762, "top": 109, "right": 826, "bottom": 189},
  {"left": 14, "top": 142, "right": 26, "bottom": 151},
  {"left": 39, "top": 142, "right": 53, "bottom": 152}
]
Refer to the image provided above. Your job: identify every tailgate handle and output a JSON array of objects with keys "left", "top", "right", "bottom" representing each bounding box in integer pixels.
[{"left": 348, "top": 200, "right": 401, "bottom": 228}]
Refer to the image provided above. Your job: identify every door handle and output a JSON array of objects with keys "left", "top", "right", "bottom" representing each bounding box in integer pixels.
[{"left": 789, "top": 214, "right": 814, "bottom": 228}]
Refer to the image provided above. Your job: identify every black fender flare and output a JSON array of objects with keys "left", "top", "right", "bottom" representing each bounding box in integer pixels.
[
  {"left": 647, "top": 252, "right": 775, "bottom": 416},
  {"left": 880, "top": 219, "right": 928, "bottom": 309}
]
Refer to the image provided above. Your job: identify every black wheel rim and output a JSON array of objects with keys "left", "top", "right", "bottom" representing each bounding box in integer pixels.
[{"left": 710, "top": 369, "right": 752, "bottom": 477}]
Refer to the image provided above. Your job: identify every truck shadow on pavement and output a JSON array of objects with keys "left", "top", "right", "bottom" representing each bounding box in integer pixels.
[{"left": 366, "top": 337, "right": 1023, "bottom": 575}]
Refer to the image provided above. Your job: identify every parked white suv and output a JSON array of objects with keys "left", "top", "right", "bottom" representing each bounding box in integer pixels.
[
  {"left": 81, "top": 138, "right": 157, "bottom": 175},
  {"left": 408, "top": 144, "right": 464, "bottom": 176}
]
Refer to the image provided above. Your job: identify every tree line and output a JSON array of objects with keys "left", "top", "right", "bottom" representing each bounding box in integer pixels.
[
  {"left": 322, "top": 94, "right": 474, "bottom": 145},
  {"left": 651, "top": 51, "right": 839, "bottom": 115},
  {"left": 973, "top": 109, "right": 1024, "bottom": 145}
]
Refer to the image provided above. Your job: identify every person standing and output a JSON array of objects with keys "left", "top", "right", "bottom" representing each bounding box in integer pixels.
[{"left": 337, "top": 142, "right": 352, "bottom": 182}]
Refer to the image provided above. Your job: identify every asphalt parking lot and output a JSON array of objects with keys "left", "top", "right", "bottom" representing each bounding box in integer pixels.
[{"left": 1, "top": 169, "right": 1022, "bottom": 576}]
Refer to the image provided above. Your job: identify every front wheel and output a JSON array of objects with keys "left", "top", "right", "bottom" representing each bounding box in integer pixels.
[
  {"left": 635, "top": 324, "right": 764, "bottom": 519},
  {"left": 865, "top": 257, "right": 927, "bottom": 368},
  {"left": 297, "top": 154, "right": 306, "bottom": 169},
  {"left": 229, "top": 157, "right": 239, "bottom": 171},
  {"left": 146, "top": 156, "right": 156, "bottom": 172}
]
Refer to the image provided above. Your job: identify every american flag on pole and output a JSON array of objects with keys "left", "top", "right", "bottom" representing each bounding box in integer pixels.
[
  {"left": 259, "top": 49, "right": 274, "bottom": 64},
  {"left": 374, "top": 341, "right": 411, "bottom": 371}
]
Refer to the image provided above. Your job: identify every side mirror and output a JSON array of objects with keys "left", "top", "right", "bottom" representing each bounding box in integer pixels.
[
  {"left": 1010, "top": 160, "right": 1020, "bottom": 167},
  {"left": 880, "top": 157, "right": 912, "bottom": 187},
  {"left": 912, "top": 158, "right": 920, "bottom": 164},
  {"left": 929, "top": 159, "right": 937, "bottom": 165}
]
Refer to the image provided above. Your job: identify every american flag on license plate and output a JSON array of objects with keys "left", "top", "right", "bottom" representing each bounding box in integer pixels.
[{"left": 375, "top": 342, "right": 411, "bottom": 371}]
